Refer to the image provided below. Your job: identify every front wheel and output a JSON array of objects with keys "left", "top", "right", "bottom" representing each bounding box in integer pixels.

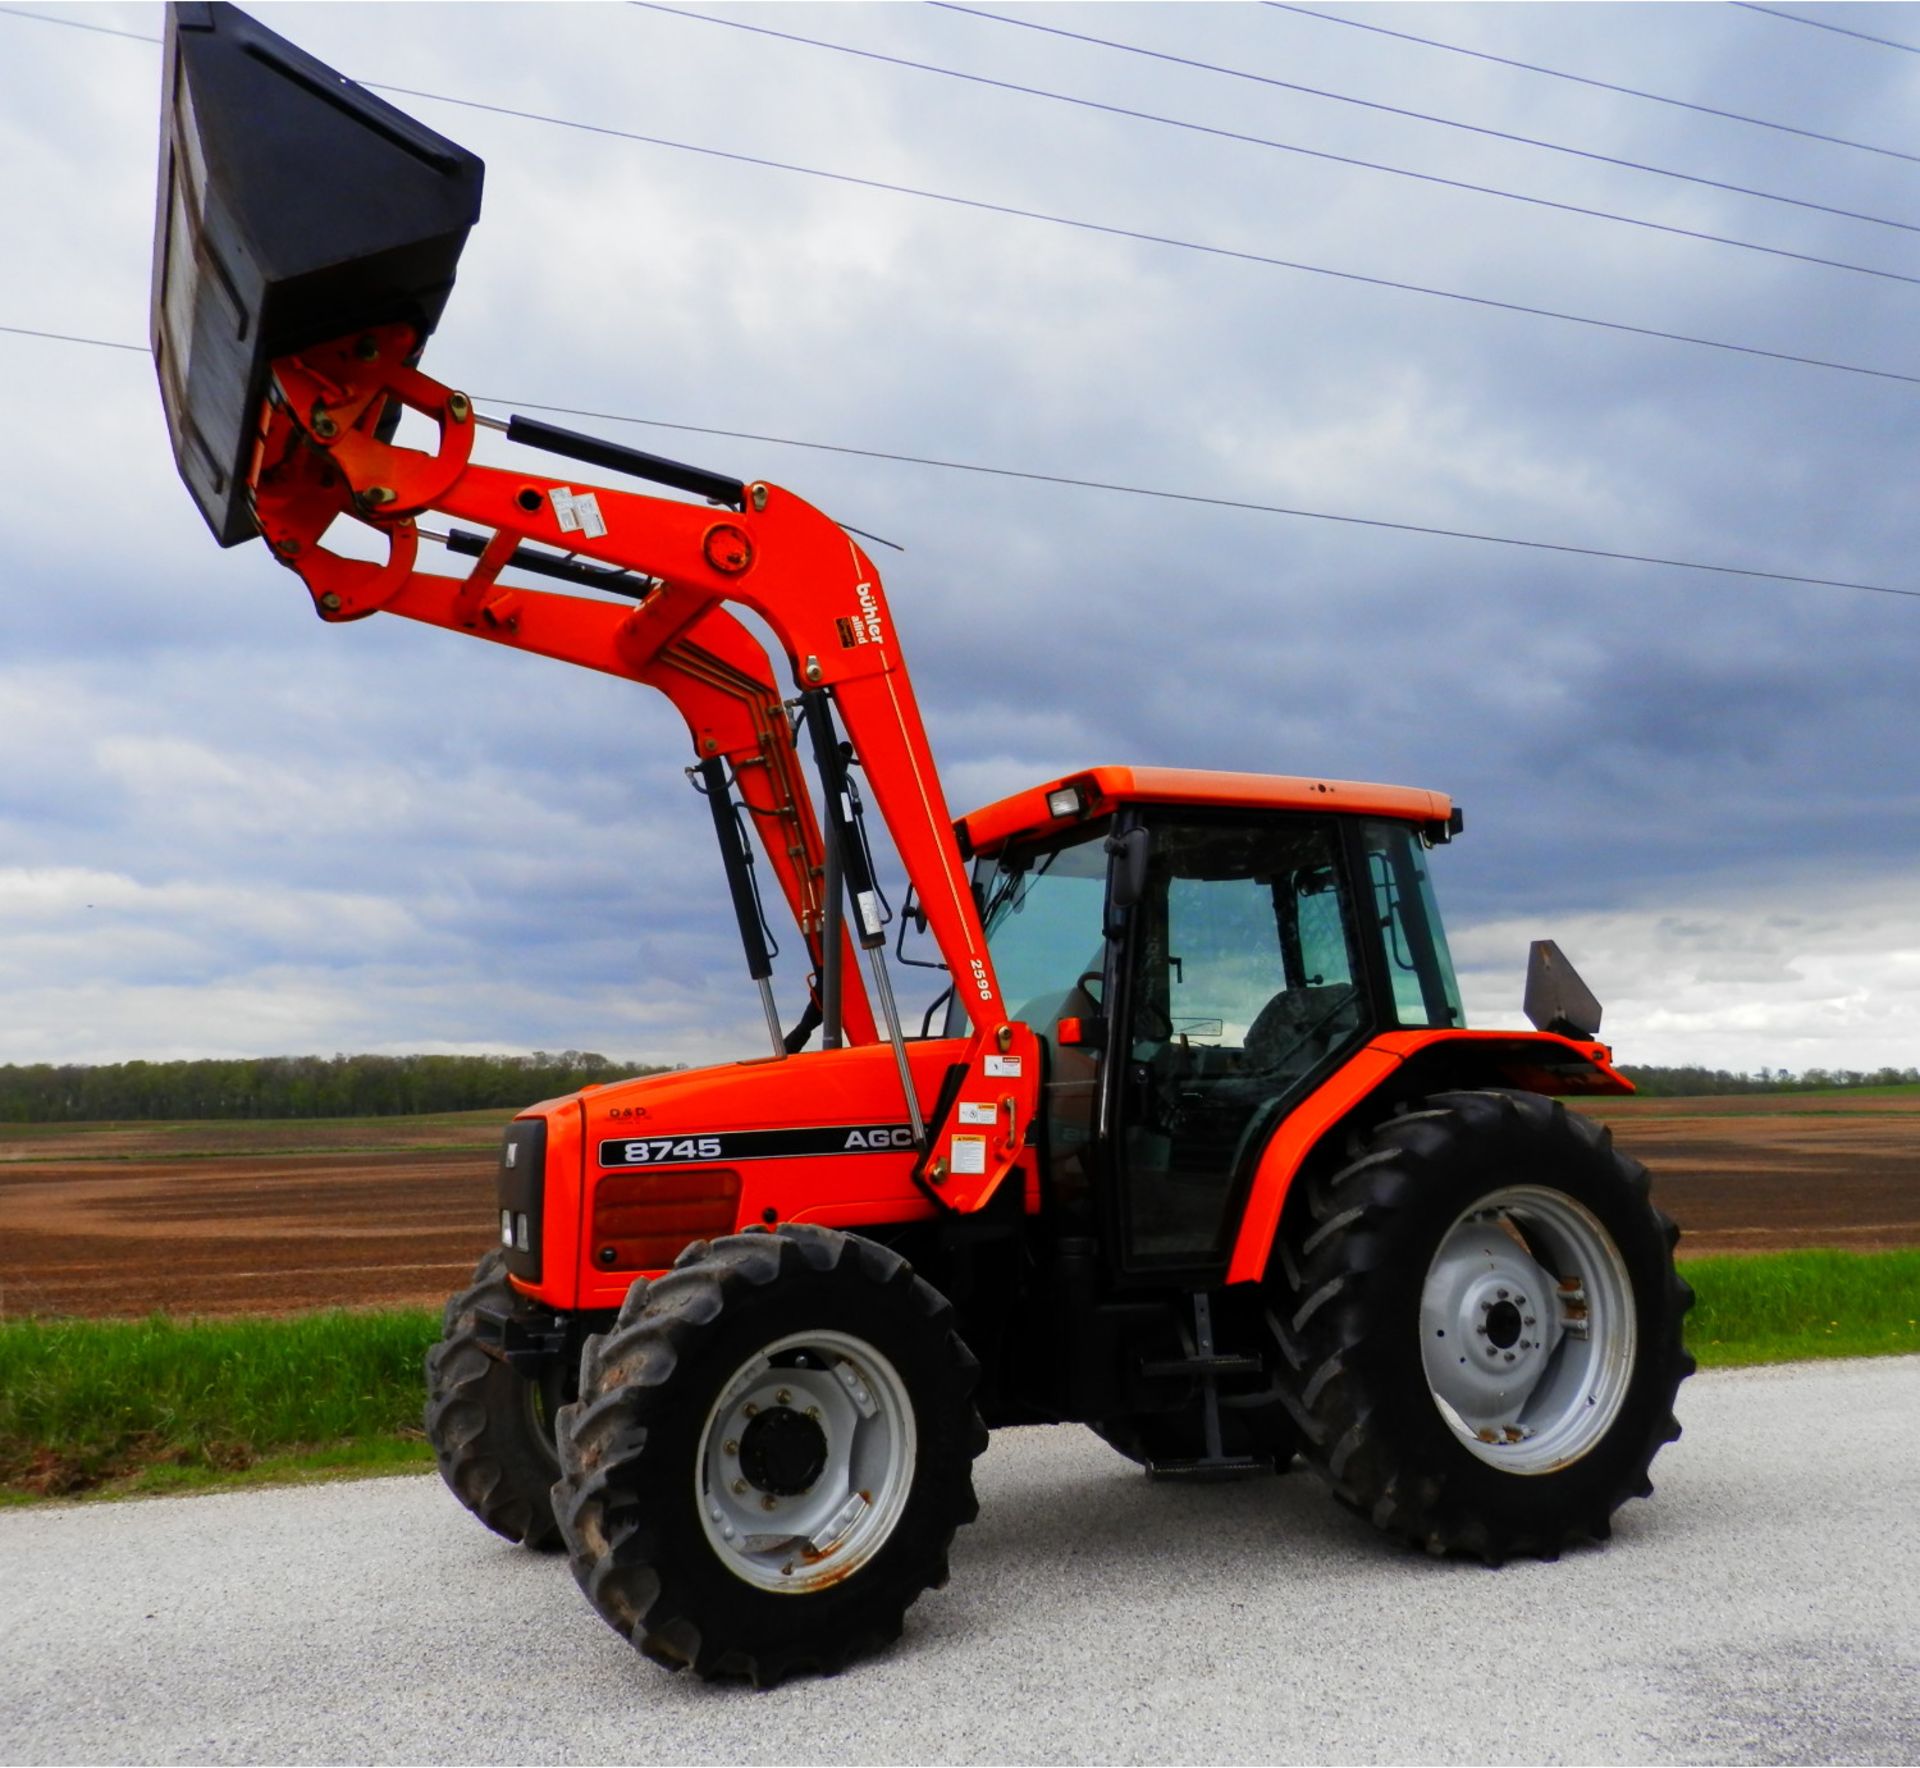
[
  {"left": 552, "top": 1225, "right": 987, "bottom": 1685},
  {"left": 424, "top": 1250, "right": 563, "bottom": 1549},
  {"left": 1277, "top": 1089, "right": 1693, "bottom": 1562}
]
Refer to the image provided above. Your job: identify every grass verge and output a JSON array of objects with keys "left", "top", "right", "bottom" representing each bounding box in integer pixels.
[
  {"left": 1684, "top": 1247, "right": 1919, "bottom": 1367},
  {"left": 1, "top": 1250, "right": 1915, "bottom": 1504},
  {"left": 0, "top": 1309, "right": 439, "bottom": 1502}
]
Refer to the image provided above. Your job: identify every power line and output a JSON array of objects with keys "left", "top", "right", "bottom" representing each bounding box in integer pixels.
[
  {"left": 491, "top": 392, "right": 1920, "bottom": 601},
  {"left": 316, "top": 81, "right": 1920, "bottom": 391},
  {"left": 0, "top": 4, "right": 152, "bottom": 42},
  {"left": 633, "top": 3, "right": 1920, "bottom": 290},
  {"left": 932, "top": 3, "right": 1920, "bottom": 238},
  {"left": 1734, "top": 4, "right": 1920, "bottom": 55},
  {"left": 8, "top": 320, "right": 1917, "bottom": 604},
  {"left": 13, "top": 0, "right": 1920, "bottom": 250},
  {"left": 1265, "top": 2, "right": 1920, "bottom": 167},
  {"left": 19, "top": 0, "right": 1916, "bottom": 242},
  {"left": 0, "top": 321, "right": 145, "bottom": 353},
  {"left": 8, "top": 2, "right": 1919, "bottom": 387}
]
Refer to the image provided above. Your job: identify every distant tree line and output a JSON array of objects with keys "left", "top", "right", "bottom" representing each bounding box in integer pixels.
[
  {"left": 1, "top": 1053, "right": 1910, "bottom": 1122},
  {"left": 1617, "top": 1064, "right": 1919, "bottom": 1097},
  {"left": 0, "top": 1053, "right": 670, "bottom": 1123}
]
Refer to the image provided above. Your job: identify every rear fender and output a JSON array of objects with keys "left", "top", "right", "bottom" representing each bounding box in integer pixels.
[{"left": 1223, "top": 1029, "right": 1631, "bottom": 1286}]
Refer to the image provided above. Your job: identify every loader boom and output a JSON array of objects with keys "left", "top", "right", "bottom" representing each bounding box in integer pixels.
[{"left": 250, "top": 323, "right": 1036, "bottom": 1207}]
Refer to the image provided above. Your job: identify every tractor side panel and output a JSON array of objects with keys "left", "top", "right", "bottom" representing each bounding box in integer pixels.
[
  {"left": 530, "top": 1040, "right": 979, "bottom": 1313},
  {"left": 1223, "top": 1029, "right": 1633, "bottom": 1285}
]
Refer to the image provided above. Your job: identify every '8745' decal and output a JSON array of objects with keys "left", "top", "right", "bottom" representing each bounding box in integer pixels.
[
  {"left": 604, "top": 1136, "right": 723, "bottom": 1166},
  {"left": 597, "top": 1124, "right": 917, "bottom": 1169}
]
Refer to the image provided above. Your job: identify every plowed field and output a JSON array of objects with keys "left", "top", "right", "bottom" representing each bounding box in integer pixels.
[{"left": 1, "top": 1093, "right": 1914, "bottom": 1317}]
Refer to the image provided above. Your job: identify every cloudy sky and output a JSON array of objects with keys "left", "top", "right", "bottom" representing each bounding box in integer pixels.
[{"left": 2, "top": 0, "right": 1917, "bottom": 1075}]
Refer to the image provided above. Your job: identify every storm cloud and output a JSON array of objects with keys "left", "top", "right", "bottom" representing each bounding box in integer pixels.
[{"left": 1, "top": 1, "right": 1916, "bottom": 1073}]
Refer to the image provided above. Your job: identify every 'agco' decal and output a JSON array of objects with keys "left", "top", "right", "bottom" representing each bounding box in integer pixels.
[{"left": 597, "top": 1125, "right": 917, "bottom": 1169}]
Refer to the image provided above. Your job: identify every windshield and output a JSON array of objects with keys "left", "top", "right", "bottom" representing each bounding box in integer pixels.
[{"left": 945, "top": 824, "right": 1110, "bottom": 1038}]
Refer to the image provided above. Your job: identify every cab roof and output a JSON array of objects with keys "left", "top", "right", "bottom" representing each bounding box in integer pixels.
[{"left": 958, "top": 765, "right": 1456, "bottom": 857}]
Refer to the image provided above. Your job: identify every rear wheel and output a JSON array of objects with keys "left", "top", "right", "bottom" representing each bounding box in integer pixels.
[
  {"left": 1277, "top": 1089, "right": 1692, "bottom": 1561},
  {"left": 424, "top": 1250, "right": 562, "bottom": 1549},
  {"left": 553, "top": 1224, "right": 986, "bottom": 1685}
]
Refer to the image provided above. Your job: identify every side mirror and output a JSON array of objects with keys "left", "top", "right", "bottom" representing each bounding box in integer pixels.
[
  {"left": 1524, "top": 940, "right": 1603, "bottom": 1039},
  {"left": 1107, "top": 828, "right": 1152, "bottom": 911}
]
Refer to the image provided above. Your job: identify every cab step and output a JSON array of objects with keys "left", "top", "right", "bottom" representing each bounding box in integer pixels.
[
  {"left": 1146, "top": 1453, "right": 1274, "bottom": 1482},
  {"left": 1139, "top": 1351, "right": 1264, "bottom": 1381},
  {"left": 1140, "top": 1293, "right": 1272, "bottom": 1480}
]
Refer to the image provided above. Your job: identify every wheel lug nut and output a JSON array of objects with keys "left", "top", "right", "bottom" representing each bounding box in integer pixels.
[
  {"left": 806, "top": 1406, "right": 821, "bottom": 1420},
  {"left": 1504, "top": 1352, "right": 1516, "bottom": 1362},
  {"left": 731, "top": 1478, "right": 748, "bottom": 1495},
  {"left": 743, "top": 1403, "right": 758, "bottom": 1418},
  {"left": 724, "top": 1439, "right": 739, "bottom": 1456},
  {"left": 761, "top": 1494, "right": 779, "bottom": 1512},
  {"left": 1497, "top": 1289, "right": 1510, "bottom": 1300},
  {"left": 1524, "top": 1317, "right": 1536, "bottom": 1327},
  {"left": 775, "top": 1388, "right": 792, "bottom": 1406}
]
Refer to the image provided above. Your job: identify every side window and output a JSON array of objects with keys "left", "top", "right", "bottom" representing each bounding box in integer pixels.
[
  {"left": 1295, "top": 872, "right": 1354, "bottom": 990},
  {"left": 1362, "top": 821, "right": 1464, "bottom": 1028}
]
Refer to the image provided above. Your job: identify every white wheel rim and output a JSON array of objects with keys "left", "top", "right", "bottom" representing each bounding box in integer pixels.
[
  {"left": 696, "top": 1329, "right": 917, "bottom": 1594},
  {"left": 1419, "top": 1185, "right": 1637, "bottom": 1476}
]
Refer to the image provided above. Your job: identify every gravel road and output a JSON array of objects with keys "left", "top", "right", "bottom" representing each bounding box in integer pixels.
[{"left": 2, "top": 1358, "right": 1916, "bottom": 1765}]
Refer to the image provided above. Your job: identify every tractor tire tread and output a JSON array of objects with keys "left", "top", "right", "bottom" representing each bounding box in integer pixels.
[
  {"left": 424, "top": 1249, "right": 562, "bottom": 1550},
  {"left": 1279, "top": 1088, "right": 1692, "bottom": 1564},
  {"left": 553, "top": 1224, "right": 984, "bottom": 1686}
]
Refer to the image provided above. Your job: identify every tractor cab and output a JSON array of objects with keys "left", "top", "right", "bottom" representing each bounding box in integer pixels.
[{"left": 954, "top": 767, "right": 1465, "bottom": 1278}]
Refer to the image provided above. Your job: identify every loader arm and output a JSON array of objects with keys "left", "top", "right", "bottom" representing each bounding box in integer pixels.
[
  {"left": 387, "top": 559, "right": 879, "bottom": 1050},
  {"left": 247, "top": 324, "right": 1035, "bottom": 1208}
]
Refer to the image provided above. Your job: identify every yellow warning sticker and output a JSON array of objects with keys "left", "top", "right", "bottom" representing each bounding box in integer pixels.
[{"left": 949, "top": 1134, "right": 988, "bottom": 1176}]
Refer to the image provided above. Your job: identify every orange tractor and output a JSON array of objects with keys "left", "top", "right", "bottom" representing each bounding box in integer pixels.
[{"left": 153, "top": 4, "right": 1691, "bottom": 1686}]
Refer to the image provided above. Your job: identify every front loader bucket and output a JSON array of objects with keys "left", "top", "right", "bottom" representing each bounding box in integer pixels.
[{"left": 150, "top": 1, "right": 484, "bottom": 546}]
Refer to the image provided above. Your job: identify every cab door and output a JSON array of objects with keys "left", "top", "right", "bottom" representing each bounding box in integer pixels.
[{"left": 1106, "top": 812, "right": 1372, "bottom": 1274}]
